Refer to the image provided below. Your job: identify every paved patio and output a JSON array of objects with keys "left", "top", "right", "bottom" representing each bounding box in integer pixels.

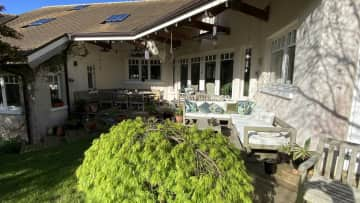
[{"left": 228, "top": 129, "right": 299, "bottom": 203}]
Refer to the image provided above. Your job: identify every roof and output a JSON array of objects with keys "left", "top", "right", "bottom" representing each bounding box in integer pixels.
[
  {"left": 2, "top": 0, "right": 212, "bottom": 53},
  {"left": 0, "top": 14, "right": 17, "bottom": 25}
]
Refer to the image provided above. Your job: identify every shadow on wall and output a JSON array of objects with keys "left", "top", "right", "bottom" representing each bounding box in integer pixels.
[{"left": 255, "top": 0, "right": 360, "bottom": 147}]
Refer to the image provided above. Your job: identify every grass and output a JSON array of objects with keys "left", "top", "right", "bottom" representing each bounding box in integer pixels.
[{"left": 0, "top": 137, "right": 94, "bottom": 203}]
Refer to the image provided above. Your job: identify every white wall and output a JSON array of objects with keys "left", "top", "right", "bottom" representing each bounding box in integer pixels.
[
  {"left": 67, "top": 42, "right": 176, "bottom": 106},
  {"left": 28, "top": 64, "right": 68, "bottom": 143}
]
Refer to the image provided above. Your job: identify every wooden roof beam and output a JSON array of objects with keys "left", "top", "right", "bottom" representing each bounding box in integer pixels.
[{"left": 230, "top": 0, "right": 270, "bottom": 21}]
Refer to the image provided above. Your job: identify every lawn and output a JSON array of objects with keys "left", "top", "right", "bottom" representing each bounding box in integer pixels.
[{"left": 0, "top": 138, "right": 94, "bottom": 203}]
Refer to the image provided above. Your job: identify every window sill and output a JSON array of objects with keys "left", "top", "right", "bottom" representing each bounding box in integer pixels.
[
  {"left": 51, "top": 105, "right": 68, "bottom": 112},
  {"left": 0, "top": 107, "right": 23, "bottom": 115},
  {"left": 260, "top": 84, "right": 298, "bottom": 100}
]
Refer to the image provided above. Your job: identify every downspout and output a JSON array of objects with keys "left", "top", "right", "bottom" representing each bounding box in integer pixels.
[
  {"left": 63, "top": 48, "right": 71, "bottom": 115},
  {"left": 21, "top": 73, "right": 33, "bottom": 144}
]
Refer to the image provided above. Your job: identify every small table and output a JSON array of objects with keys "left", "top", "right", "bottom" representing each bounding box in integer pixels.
[{"left": 196, "top": 118, "right": 222, "bottom": 133}]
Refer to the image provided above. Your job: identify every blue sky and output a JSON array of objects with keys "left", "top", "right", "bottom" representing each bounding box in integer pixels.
[{"left": 1, "top": 0, "right": 130, "bottom": 14}]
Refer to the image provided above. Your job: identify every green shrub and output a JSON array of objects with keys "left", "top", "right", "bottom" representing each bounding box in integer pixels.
[
  {"left": 0, "top": 137, "right": 22, "bottom": 154},
  {"left": 76, "top": 118, "right": 253, "bottom": 202}
]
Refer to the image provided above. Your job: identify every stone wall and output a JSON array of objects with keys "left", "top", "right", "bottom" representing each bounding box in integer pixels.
[{"left": 0, "top": 114, "right": 27, "bottom": 141}]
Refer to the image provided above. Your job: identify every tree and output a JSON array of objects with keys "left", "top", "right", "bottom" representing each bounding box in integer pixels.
[
  {"left": 76, "top": 118, "right": 253, "bottom": 202},
  {"left": 0, "top": 5, "right": 21, "bottom": 64}
]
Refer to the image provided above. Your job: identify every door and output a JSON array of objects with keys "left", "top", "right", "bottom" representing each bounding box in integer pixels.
[
  {"left": 205, "top": 56, "right": 216, "bottom": 95},
  {"left": 191, "top": 62, "right": 200, "bottom": 91},
  {"left": 220, "top": 53, "right": 234, "bottom": 96},
  {"left": 180, "top": 63, "right": 188, "bottom": 92}
]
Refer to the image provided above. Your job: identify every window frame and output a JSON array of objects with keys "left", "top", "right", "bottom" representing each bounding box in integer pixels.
[
  {"left": 48, "top": 72, "right": 65, "bottom": 108},
  {"left": 0, "top": 74, "right": 23, "bottom": 114},
  {"left": 87, "top": 65, "right": 96, "bottom": 90},
  {"left": 128, "top": 58, "right": 162, "bottom": 81},
  {"left": 270, "top": 29, "right": 297, "bottom": 85}
]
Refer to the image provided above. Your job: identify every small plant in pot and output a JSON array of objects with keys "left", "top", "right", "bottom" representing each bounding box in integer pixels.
[
  {"left": 278, "top": 144, "right": 292, "bottom": 163},
  {"left": 175, "top": 107, "right": 183, "bottom": 123},
  {"left": 291, "top": 138, "right": 313, "bottom": 172}
]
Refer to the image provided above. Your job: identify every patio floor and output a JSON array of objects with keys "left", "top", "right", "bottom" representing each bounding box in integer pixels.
[{"left": 228, "top": 130, "right": 299, "bottom": 203}]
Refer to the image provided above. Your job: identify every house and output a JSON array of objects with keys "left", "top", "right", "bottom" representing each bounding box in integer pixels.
[{"left": 0, "top": 0, "right": 359, "bottom": 147}]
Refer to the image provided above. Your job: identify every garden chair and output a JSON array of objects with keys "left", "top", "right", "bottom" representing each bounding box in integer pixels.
[{"left": 296, "top": 137, "right": 360, "bottom": 203}]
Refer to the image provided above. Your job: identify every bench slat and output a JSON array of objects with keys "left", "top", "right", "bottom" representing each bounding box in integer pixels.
[
  {"left": 347, "top": 147, "right": 359, "bottom": 187},
  {"left": 324, "top": 143, "right": 335, "bottom": 179},
  {"left": 334, "top": 144, "right": 346, "bottom": 181}
]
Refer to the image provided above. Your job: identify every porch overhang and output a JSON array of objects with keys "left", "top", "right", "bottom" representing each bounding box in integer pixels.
[{"left": 27, "top": 36, "right": 69, "bottom": 68}]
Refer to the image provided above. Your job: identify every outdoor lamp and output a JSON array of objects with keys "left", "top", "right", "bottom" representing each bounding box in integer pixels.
[{"left": 0, "top": 78, "right": 3, "bottom": 87}]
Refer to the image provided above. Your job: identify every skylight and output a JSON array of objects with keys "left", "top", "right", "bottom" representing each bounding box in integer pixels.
[
  {"left": 103, "top": 14, "right": 129, "bottom": 23},
  {"left": 24, "top": 18, "right": 56, "bottom": 27},
  {"left": 71, "top": 5, "right": 90, "bottom": 10}
]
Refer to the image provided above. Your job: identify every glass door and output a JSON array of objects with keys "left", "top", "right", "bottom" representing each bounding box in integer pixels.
[
  {"left": 191, "top": 57, "right": 201, "bottom": 91},
  {"left": 220, "top": 53, "right": 234, "bottom": 96},
  {"left": 205, "top": 55, "right": 216, "bottom": 95},
  {"left": 180, "top": 61, "right": 188, "bottom": 93}
]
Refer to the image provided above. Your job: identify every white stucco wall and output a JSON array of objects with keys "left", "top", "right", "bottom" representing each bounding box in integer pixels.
[
  {"left": 28, "top": 65, "right": 68, "bottom": 143},
  {"left": 255, "top": 0, "right": 360, "bottom": 147},
  {"left": 67, "top": 43, "right": 175, "bottom": 107}
]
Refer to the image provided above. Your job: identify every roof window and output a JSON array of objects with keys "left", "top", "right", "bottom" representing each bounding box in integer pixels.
[
  {"left": 103, "top": 14, "right": 129, "bottom": 24},
  {"left": 23, "top": 18, "right": 56, "bottom": 28}
]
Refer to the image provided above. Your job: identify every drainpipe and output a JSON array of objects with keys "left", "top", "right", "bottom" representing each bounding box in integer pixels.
[
  {"left": 63, "top": 51, "right": 71, "bottom": 115},
  {"left": 21, "top": 73, "right": 33, "bottom": 144}
]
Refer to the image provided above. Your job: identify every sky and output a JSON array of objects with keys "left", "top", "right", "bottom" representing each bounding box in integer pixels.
[{"left": 1, "top": 0, "right": 130, "bottom": 14}]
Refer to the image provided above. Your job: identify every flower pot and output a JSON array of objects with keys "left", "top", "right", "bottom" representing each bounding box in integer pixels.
[
  {"left": 264, "top": 159, "right": 277, "bottom": 175},
  {"left": 292, "top": 158, "right": 306, "bottom": 169},
  {"left": 56, "top": 126, "right": 65, "bottom": 137},
  {"left": 278, "top": 152, "right": 291, "bottom": 163},
  {"left": 175, "top": 115, "right": 183, "bottom": 123}
]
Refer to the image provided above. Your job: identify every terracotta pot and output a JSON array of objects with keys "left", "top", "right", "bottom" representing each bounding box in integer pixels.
[
  {"left": 56, "top": 126, "right": 64, "bottom": 137},
  {"left": 175, "top": 115, "right": 183, "bottom": 123}
]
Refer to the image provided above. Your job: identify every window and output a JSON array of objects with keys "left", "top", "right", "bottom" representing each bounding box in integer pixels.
[
  {"left": 220, "top": 53, "right": 234, "bottom": 96},
  {"left": 0, "top": 74, "right": 22, "bottom": 113},
  {"left": 103, "top": 14, "right": 129, "bottom": 23},
  {"left": 48, "top": 73, "right": 64, "bottom": 108},
  {"left": 24, "top": 18, "right": 56, "bottom": 27},
  {"left": 150, "top": 60, "right": 161, "bottom": 80},
  {"left": 87, "top": 65, "right": 96, "bottom": 89},
  {"left": 141, "top": 60, "right": 148, "bottom": 81},
  {"left": 128, "top": 59, "right": 162, "bottom": 81},
  {"left": 270, "top": 29, "right": 297, "bottom": 84},
  {"left": 129, "top": 60, "right": 139, "bottom": 80}
]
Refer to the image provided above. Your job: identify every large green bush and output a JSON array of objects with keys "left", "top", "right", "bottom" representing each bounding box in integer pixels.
[{"left": 76, "top": 118, "right": 253, "bottom": 202}]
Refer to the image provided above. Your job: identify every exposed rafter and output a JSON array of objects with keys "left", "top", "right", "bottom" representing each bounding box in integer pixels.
[{"left": 229, "top": 0, "right": 270, "bottom": 21}]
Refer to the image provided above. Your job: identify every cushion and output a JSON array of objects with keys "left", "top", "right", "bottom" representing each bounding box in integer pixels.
[
  {"left": 198, "top": 102, "right": 211, "bottom": 113},
  {"left": 256, "top": 112, "right": 275, "bottom": 125},
  {"left": 209, "top": 103, "right": 224, "bottom": 114},
  {"left": 227, "top": 103, "right": 238, "bottom": 113},
  {"left": 238, "top": 101, "right": 256, "bottom": 115},
  {"left": 184, "top": 100, "right": 198, "bottom": 113},
  {"left": 304, "top": 176, "right": 360, "bottom": 203}
]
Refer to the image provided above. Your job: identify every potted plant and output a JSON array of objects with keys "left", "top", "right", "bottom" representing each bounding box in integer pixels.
[
  {"left": 175, "top": 107, "right": 183, "bottom": 123},
  {"left": 278, "top": 144, "right": 292, "bottom": 163},
  {"left": 291, "top": 138, "right": 313, "bottom": 171}
]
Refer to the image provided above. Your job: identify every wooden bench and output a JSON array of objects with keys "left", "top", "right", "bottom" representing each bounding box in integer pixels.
[{"left": 296, "top": 137, "right": 360, "bottom": 203}]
